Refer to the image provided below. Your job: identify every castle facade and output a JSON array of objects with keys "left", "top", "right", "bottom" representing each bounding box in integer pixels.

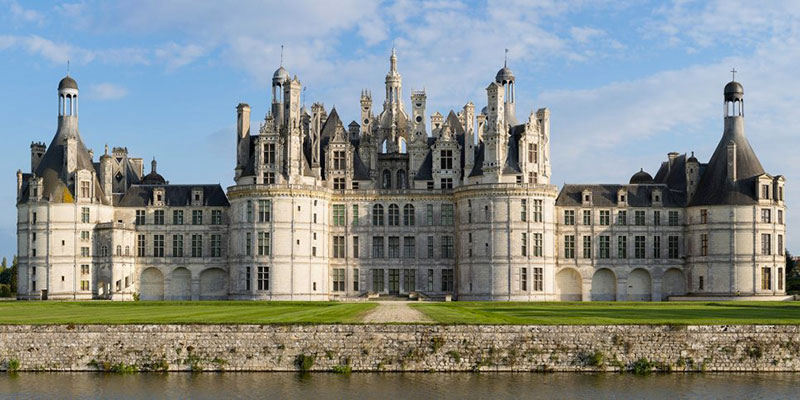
[{"left": 15, "top": 51, "right": 787, "bottom": 301}]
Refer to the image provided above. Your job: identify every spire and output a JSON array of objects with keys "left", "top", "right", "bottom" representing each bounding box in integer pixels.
[
  {"left": 390, "top": 46, "right": 397, "bottom": 73},
  {"left": 151, "top": 157, "right": 157, "bottom": 173},
  {"left": 280, "top": 45, "right": 284, "bottom": 67},
  {"left": 504, "top": 48, "right": 508, "bottom": 68}
]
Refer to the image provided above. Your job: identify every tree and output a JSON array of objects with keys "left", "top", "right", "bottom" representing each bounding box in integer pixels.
[
  {"left": 1, "top": 257, "right": 6, "bottom": 270},
  {"left": 10, "top": 255, "right": 17, "bottom": 293},
  {"left": 786, "top": 250, "right": 797, "bottom": 278}
]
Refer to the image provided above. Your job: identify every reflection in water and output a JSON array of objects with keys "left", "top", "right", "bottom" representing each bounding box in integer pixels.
[{"left": 0, "top": 372, "right": 796, "bottom": 400}]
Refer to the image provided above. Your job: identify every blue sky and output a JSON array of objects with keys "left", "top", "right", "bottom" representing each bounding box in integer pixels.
[{"left": 1, "top": 0, "right": 798, "bottom": 261}]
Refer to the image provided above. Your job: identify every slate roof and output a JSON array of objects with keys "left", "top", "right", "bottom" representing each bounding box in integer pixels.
[
  {"left": 116, "top": 184, "right": 229, "bottom": 207},
  {"left": 556, "top": 184, "right": 683, "bottom": 207}
]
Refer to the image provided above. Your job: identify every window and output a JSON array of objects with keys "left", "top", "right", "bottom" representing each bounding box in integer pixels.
[
  {"left": 403, "top": 204, "right": 415, "bottom": 226},
  {"left": 634, "top": 236, "right": 645, "bottom": 258},
  {"left": 529, "top": 172, "right": 537, "bottom": 184},
  {"left": 779, "top": 268, "right": 784, "bottom": 291},
  {"left": 534, "top": 233, "right": 543, "bottom": 257},
  {"left": 564, "top": 210, "right": 575, "bottom": 225},
  {"left": 440, "top": 150, "right": 453, "bottom": 169},
  {"left": 333, "top": 236, "right": 345, "bottom": 258},
  {"left": 173, "top": 210, "right": 184, "bottom": 225},
  {"left": 333, "top": 204, "right": 346, "bottom": 226},
  {"left": 388, "top": 236, "right": 400, "bottom": 258},
  {"left": 264, "top": 143, "right": 276, "bottom": 164},
  {"left": 427, "top": 269, "right": 434, "bottom": 291},
  {"left": 427, "top": 181, "right": 434, "bottom": 190},
  {"left": 258, "top": 232, "right": 270, "bottom": 256},
  {"left": 212, "top": 210, "right": 223, "bottom": 225},
  {"left": 699, "top": 276, "right": 704, "bottom": 290},
  {"left": 333, "top": 150, "right": 346, "bottom": 170},
  {"left": 762, "top": 184, "right": 770, "bottom": 199},
  {"left": 81, "top": 180, "right": 90, "bottom": 198},
  {"left": 81, "top": 280, "right": 90, "bottom": 291},
  {"left": 191, "top": 234, "right": 203, "bottom": 257},
  {"left": 533, "top": 200, "right": 543, "bottom": 222},
  {"left": 32, "top": 212, "right": 37, "bottom": 224},
  {"left": 779, "top": 235, "right": 784, "bottom": 255},
  {"left": 78, "top": 246, "right": 88, "bottom": 257},
  {"left": 761, "top": 267, "right": 772, "bottom": 290},
  {"left": 403, "top": 236, "right": 416, "bottom": 258},
  {"left": 484, "top": 205, "right": 490, "bottom": 221},
  {"left": 427, "top": 236, "right": 434, "bottom": 258},
  {"left": 99, "top": 245, "right": 107, "bottom": 257},
  {"left": 81, "top": 208, "right": 90, "bottom": 223},
  {"left": 778, "top": 210, "right": 784, "bottom": 224},
  {"left": 599, "top": 210, "right": 610, "bottom": 226},
  {"left": 264, "top": 172, "right": 275, "bottom": 185},
  {"left": 81, "top": 265, "right": 90, "bottom": 275},
  {"left": 373, "top": 269, "right": 385, "bottom": 292},
  {"left": 137, "top": 234, "right": 146, "bottom": 257},
  {"left": 521, "top": 199, "right": 527, "bottom": 221},
  {"left": 617, "top": 236, "right": 627, "bottom": 258},
  {"left": 245, "top": 266, "right": 251, "bottom": 291},
  {"left": 668, "top": 236, "right": 679, "bottom": 258},
  {"left": 441, "top": 269, "right": 454, "bottom": 291},
  {"left": 245, "top": 232, "right": 252, "bottom": 256},
  {"left": 441, "top": 236, "right": 454, "bottom": 258},
  {"left": 700, "top": 209, "right": 708, "bottom": 224},
  {"left": 668, "top": 211, "right": 679, "bottom": 226},
  {"left": 534, "top": 267, "right": 543, "bottom": 291},
  {"left": 153, "top": 234, "right": 165, "bottom": 257},
  {"left": 173, "top": 235, "right": 184, "bottom": 257},
  {"left": 80, "top": 231, "right": 89, "bottom": 241},
  {"left": 258, "top": 200, "right": 271, "bottom": 222},
  {"left": 583, "top": 235, "right": 592, "bottom": 258},
  {"left": 246, "top": 201, "right": 253, "bottom": 223},
  {"left": 653, "top": 210, "right": 661, "bottom": 226},
  {"left": 634, "top": 210, "right": 645, "bottom": 226},
  {"left": 372, "top": 236, "right": 385, "bottom": 258},
  {"left": 388, "top": 204, "right": 400, "bottom": 226},
  {"left": 761, "top": 209, "right": 771, "bottom": 223},
  {"left": 617, "top": 210, "right": 627, "bottom": 226},
  {"left": 599, "top": 236, "right": 610, "bottom": 259},
  {"left": 353, "top": 236, "right": 359, "bottom": 258},
  {"left": 192, "top": 210, "right": 203, "bottom": 225},
  {"left": 352, "top": 205, "right": 359, "bottom": 225},
  {"left": 520, "top": 267, "right": 528, "bottom": 291},
  {"left": 257, "top": 266, "right": 269, "bottom": 291},
  {"left": 521, "top": 233, "right": 528, "bottom": 256},
  {"left": 653, "top": 236, "right": 661, "bottom": 259},
  {"left": 211, "top": 234, "right": 222, "bottom": 257},
  {"left": 426, "top": 204, "right": 434, "bottom": 225},
  {"left": 564, "top": 235, "right": 575, "bottom": 259},
  {"left": 333, "top": 178, "right": 346, "bottom": 190},
  {"left": 700, "top": 234, "right": 708, "bottom": 256},
  {"left": 373, "top": 204, "right": 384, "bottom": 226},
  {"left": 136, "top": 209, "right": 145, "bottom": 225},
  {"left": 583, "top": 210, "right": 592, "bottom": 225},
  {"left": 441, "top": 204, "right": 454, "bottom": 225},
  {"left": 333, "top": 268, "right": 345, "bottom": 292},
  {"left": 761, "top": 233, "right": 771, "bottom": 255},
  {"left": 403, "top": 269, "right": 416, "bottom": 292},
  {"left": 353, "top": 268, "right": 360, "bottom": 291},
  {"left": 528, "top": 143, "right": 538, "bottom": 164},
  {"left": 440, "top": 178, "right": 453, "bottom": 189}
]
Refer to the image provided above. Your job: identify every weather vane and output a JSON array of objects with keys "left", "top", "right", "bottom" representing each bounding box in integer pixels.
[
  {"left": 731, "top": 68, "right": 737, "bottom": 81},
  {"left": 504, "top": 48, "right": 508, "bottom": 67},
  {"left": 280, "top": 45, "right": 284, "bottom": 67}
]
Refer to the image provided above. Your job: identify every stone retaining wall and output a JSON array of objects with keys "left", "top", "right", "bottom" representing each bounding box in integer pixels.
[{"left": 2, "top": 325, "right": 800, "bottom": 372}]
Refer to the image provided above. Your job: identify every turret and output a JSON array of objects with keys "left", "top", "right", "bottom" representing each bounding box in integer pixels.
[
  {"left": 686, "top": 151, "right": 700, "bottom": 201},
  {"left": 482, "top": 81, "right": 505, "bottom": 177},
  {"left": 99, "top": 145, "right": 113, "bottom": 203},
  {"left": 16, "top": 170, "right": 22, "bottom": 202},
  {"left": 271, "top": 66, "right": 289, "bottom": 128},
  {"left": 410, "top": 90, "right": 427, "bottom": 143},
  {"left": 30, "top": 142, "right": 46, "bottom": 172},
  {"left": 495, "top": 56, "right": 517, "bottom": 126},
  {"left": 360, "top": 90, "right": 373, "bottom": 135},
  {"left": 235, "top": 103, "right": 251, "bottom": 178}
]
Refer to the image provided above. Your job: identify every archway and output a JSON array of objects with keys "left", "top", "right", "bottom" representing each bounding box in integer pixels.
[
  {"left": 555, "top": 268, "right": 582, "bottom": 301},
  {"left": 591, "top": 268, "right": 616, "bottom": 301},
  {"left": 169, "top": 267, "right": 191, "bottom": 300},
  {"left": 199, "top": 268, "right": 228, "bottom": 300},
  {"left": 661, "top": 268, "right": 687, "bottom": 300},
  {"left": 627, "top": 268, "right": 652, "bottom": 301},
  {"left": 139, "top": 268, "right": 164, "bottom": 301}
]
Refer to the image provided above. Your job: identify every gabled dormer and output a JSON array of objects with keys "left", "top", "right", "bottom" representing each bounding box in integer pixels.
[
  {"left": 191, "top": 188, "right": 204, "bottom": 206},
  {"left": 581, "top": 189, "right": 592, "bottom": 206},
  {"left": 617, "top": 188, "right": 628, "bottom": 207},
  {"left": 153, "top": 187, "right": 165, "bottom": 207}
]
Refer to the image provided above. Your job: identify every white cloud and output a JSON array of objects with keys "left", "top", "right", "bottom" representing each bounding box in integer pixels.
[
  {"left": 570, "top": 26, "right": 605, "bottom": 43},
  {"left": 155, "top": 43, "right": 207, "bottom": 70},
  {"left": 9, "top": 1, "right": 44, "bottom": 24},
  {"left": 86, "top": 83, "right": 129, "bottom": 100}
]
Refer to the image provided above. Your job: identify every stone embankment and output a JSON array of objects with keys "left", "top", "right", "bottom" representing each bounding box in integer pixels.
[{"left": 1, "top": 325, "right": 800, "bottom": 372}]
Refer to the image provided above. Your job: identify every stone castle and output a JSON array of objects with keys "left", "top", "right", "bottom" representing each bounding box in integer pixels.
[{"left": 15, "top": 51, "right": 787, "bottom": 301}]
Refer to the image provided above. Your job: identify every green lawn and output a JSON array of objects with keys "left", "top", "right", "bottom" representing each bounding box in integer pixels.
[
  {"left": 0, "top": 301, "right": 376, "bottom": 324},
  {"left": 410, "top": 301, "right": 800, "bottom": 325}
]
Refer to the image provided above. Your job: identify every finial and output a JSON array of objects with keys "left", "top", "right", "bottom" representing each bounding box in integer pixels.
[
  {"left": 67, "top": 59, "right": 70, "bottom": 76},
  {"left": 104, "top": 144, "right": 108, "bottom": 155},
  {"left": 151, "top": 157, "right": 157, "bottom": 173},
  {"left": 504, "top": 48, "right": 508, "bottom": 68},
  {"left": 731, "top": 68, "right": 737, "bottom": 81},
  {"left": 280, "top": 45, "right": 284, "bottom": 67}
]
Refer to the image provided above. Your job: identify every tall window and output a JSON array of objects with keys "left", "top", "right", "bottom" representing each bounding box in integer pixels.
[
  {"left": 264, "top": 172, "right": 275, "bottom": 184},
  {"left": 700, "top": 209, "right": 709, "bottom": 224},
  {"left": 653, "top": 236, "right": 661, "bottom": 259},
  {"left": 440, "top": 178, "right": 453, "bottom": 189},
  {"left": 583, "top": 210, "right": 591, "bottom": 225},
  {"left": 700, "top": 234, "right": 708, "bottom": 256},
  {"left": 441, "top": 236, "right": 454, "bottom": 258},
  {"left": 779, "top": 268, "right": 784, "bottom": 291},
  {"left": 528, "top": 143, "right": 538, "bottom": 164},
  {"left": 599, "top": 236, "right": 610, "bottom": 259},
  {"left": 333, "top": 150, "right": 346, "bottom": 170},
  {"left": 353, "top": 268, "right": 360, "bottom": 291},
  {"left": 333, "top": 268, "right": 345, "bottom": 292},
  {"left": 153, "top": 234, "right": 164, "bottom": 257},
  {"left": 333, "top": 178, "right": 346, "bottom": 190},
  {"left": 441, "top": 204, "right": 454, "bottom": 225},
  {"left": 564, "top": 235, "right": 575, "bottom": 259},
  {"left": 668, "top": 211, "right": 679, "bottom": 226},
  {"left": 258, "top": 200, "right": 271, "bottom": 222},
  {"left": 534, "top": 233, "right": 543, "bottom": 257},
  {"left": 653, "top": 210, "right": 661, "bottom": 226},
  {"left": 533, "top": 200, "right": 543, "bottom": 222},
  {"left": 668, "top": 236, "right": 679, "bottom": 258},
  {"left": 761, "top": 267, "right": 772, "bottom": 290},
  {"left": 245, "top": 266, "right": 251, "bottom": 291},
  {"left": 634, "top": 236, "right": 645, "bottom": 258},
  {"left": 258, "top": 232, "right": 270, "bottom": 256},
  {"left": 333, "top": 236, "right": 345, "bottom": 258},
  {"left": 245, "top": 232, "right": 252, "bottom": 256},
  {"left": 192, "top": 210, "right": 203, "bottom": 225},
  {"left": 779, "top": 235, "right": 784, "bottom": 255},
  {"left": 761, "top": 209, "right": 771, "bottom": 223},
  {"left": 191, "top": 234, "right": 203, "bottom": 257},
  {"left": 762, "top": 184, "right": 769, "bottom": 199},
  {"left": 521, "top": 199, "right": 527, "bottom": 221},
  {"left": 403, "top": 204, "right": 415, "bottom": 226},
  {"left": 403, "top": 236, "right": 416, "bottom": 258},
  {"left": 599, "top": 210, "right": 610, "bottom": 226},
  {"left": 521, "top": 233, "right": 528, "bottom": 256},
  {"left": 353, "top": 236, "right": 359, "bottom": 258},
  {"left": 441, "top": 269, "right": 454, "bottom": 291},
  {"left": 257, "top": 266, "right": 269, "bottom": 291},
  {"left": 388, "top": 204, "right": 400, "bottom": 226},
  {"left": 761, "top": 233, "right": 771, "bottom": 255},
  {"left": 333, "top": 204, "right": 346, "bottom": 226},
  {"left": 427, "top": 269, "right": 434, "bottom": 291},
  {"left": 172, "top": 235, "right": 184, "bottom": 257},
  {"left": 778, "top": 210, "right": 784, "bottom": 224},
  {"left": 617, "top": 236, "right": 627, "bottom": 258},
  {"left": 372, "top": 236, "right": 385, "bottom": 258},
  {"left": 388, "top": 236, "right": 400, "bottom": 258},
  {"left": 154, "top": 210, "right": 165, "bottom": 225},
  {"left": 137, "top": 234, "right": 146, "bottom": 257},
  {"left": 583, "top": 235, "right": 592, "bottom": 258},
  {"left": 634, "top": 210, "right": 645, "bottom": 226},
  {"left": 403, "top": 269, "right": 416, "bottom": 292},
  {"left": 427, "top": 236, "right": 434, "bottom": 258},
  {"left": 534, "top": 267, "right": 543, "bottom": 291},
  {"left": 264, "top": 143, "right": 276, "bottom": 165},
  {"left": 81, "top": 180, "right": 90, "bottom": 198},
  {"left": 373, "top": 269, "right": 385, "bottom": 292},
  {"left": 617, "top": 210, "right": 627, "bottom": 226},
  {"left": 136, "top": 209, "right": 146, "bottom": 225},
  {"left": 440, "top": 150, "right": 453, "bottom": 169},
  {"left": 564, "top": 210, "right": 575, "bottom": 225},
  {"left": 373, "top": 204, "right": 384, "bottom": 226},
  {"left": 173, "top": 210, "right": 184, "bottom": 225},
  {"left": 210, "top": 234, "right": 221, "bottom": 257},
  {"left": 520, "top": 267, "right": 528, "bottom": 291},
  {"left": 352, "top": 205, "right": 359, "bottom": 225},
  {"left": 426, "top": 204, "right": 434, "bottom": 225},
  {"left": 212, "top": 210, "right": 223, "bottom": 225}
]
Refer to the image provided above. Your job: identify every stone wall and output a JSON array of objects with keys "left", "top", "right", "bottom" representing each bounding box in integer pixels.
[{"left": 2, "top": 324, "right": 800, "bottom": 372}]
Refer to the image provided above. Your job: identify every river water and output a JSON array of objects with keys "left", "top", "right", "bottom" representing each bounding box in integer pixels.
[{"left": 0, "top": 372, "right": 795, "bottom": 399}]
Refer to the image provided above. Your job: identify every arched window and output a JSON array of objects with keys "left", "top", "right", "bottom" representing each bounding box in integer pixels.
[
  {"left": 388, "top": 204, "right": 400, "bottom": 226},
  {"left": 380, "top": 139, "right": 388, "bottom": 154},
  {"left": 101, "top": 245, "right": 108, "bottom": 257},
  {"left": 382, "top": 169, "right": 392, "bottom": 189},
  {"left": 116, "top": 245, "right": 122, "bottom": 256},
  {"left": 372, "top": 204, "right": 384, "bottom": 226},
  {"left": 125, "top": 246, "right": 130, "bottom": 256},
  {"left": 398, "top": 137, "right": 407, "bottom": 154},
  {"left": 396, "top": 169, "right": 407, "bottom": 189},
  {"left": 403, "top": 204, "right": 415, "bottom": 226}
]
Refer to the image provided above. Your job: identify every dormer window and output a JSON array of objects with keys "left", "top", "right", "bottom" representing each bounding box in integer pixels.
[
  {"left": 333, "top": 150, "right": 346, "bottom": 170},
  {"left": 191, "top": 188, "right": 203, "bottom": 206},
  {"left": 263, "top": 143, "right": 276, "bottom": 165},
  {"left": 153, "top": 188, "right": 165, "bottom": 206},
  {"left": 80, "top": 180, "right": 90, "bottom": 199},
  {"left": 652, "top": 189, "right": 662, "bottom": 205},
  {"left": 582, "top": 190, "right": 592, "bottom": 206},
  {"left": 761, "top": 184, "right": 769, "bottom": 199},
  {"left": 440, "top": 150, "right": 453, "bottom": 170}
]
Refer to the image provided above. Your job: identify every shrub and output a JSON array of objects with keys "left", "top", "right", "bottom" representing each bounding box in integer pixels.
[
  {"left": 586, "top": 350, "right": 605, "bottom": 367},
  {"left": 6, "top": 359, "right": 20, "bottom": 373},
  {"left": 296, "top": 354, "right": 315, "bottom": 372},
  {"left": 630, "top": 358, "right": 653, "bottom": 375},
  {"left": 446, "top": 350, "right": 462, "bottom": 363},
  {"left": 331, "top": 364, "right": 352, "bottom": 374},
  {"left": 0, "top": 284, "right": 11, "bottom": 298},
  {"left": 431, "top": 337, "right": 445, "bottom": 353}
]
